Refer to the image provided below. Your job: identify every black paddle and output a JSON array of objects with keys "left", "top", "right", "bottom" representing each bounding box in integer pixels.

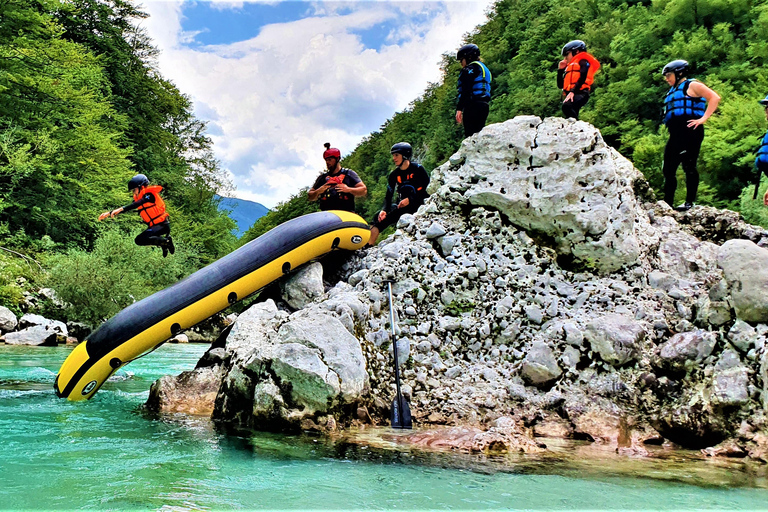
[{"left": 387, "top": 281, "right": 412, "bottom": 429}]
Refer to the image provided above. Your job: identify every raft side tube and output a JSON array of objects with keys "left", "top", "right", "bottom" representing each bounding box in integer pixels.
[{"left": 55, "top": 211, "right": 369, "bottom": 400}]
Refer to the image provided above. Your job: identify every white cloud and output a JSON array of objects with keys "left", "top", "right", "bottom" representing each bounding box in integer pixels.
[{"left": 138, "top": 0, "right": 494, "bottom": 208}]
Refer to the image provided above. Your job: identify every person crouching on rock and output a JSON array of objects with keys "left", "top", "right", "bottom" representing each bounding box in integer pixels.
[
  {"left": 368, "top": 143, "right": 429, "bottom": 246},
  {"left": 98, "top": 174, "right": 175, "bottom": 257}
]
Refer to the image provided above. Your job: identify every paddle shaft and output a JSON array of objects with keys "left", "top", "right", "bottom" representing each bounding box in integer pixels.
[{"left": 388, "top": 281, "right": 406, "bottom": 427}]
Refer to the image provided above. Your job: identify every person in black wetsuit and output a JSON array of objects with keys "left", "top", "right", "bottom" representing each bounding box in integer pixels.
[
  {"left": 756, "top": 94, "right": 768, "bottom": 205},
  {"left": 368, "top": 142, "right": 429, "bottom": 246},
  {"left": 660, "top": 60, "right": 720, "bottom": 211},
  {"left": 308, "top": 143, "right": 367, "bottom": 212},
  {"left": 98, "top": 174, "right": 175, "bottom": 257},
  {"left": 557, "top": 40, "right": 600, "bottom": 119},
  {"left": 455, "top": 44, "right": 492, "bottom": 138}
]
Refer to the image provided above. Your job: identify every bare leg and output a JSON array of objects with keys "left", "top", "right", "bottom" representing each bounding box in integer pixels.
[{"left": 368, "top": 226, "right": 380, "bottom": 246}]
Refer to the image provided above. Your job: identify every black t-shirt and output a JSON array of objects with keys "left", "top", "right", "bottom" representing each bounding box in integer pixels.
[{"left": 311, "top": 168, "right": 362, "bottom": 212}]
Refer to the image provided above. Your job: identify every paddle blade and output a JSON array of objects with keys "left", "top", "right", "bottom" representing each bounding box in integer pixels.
[{"left": 390, "top": 395, "right": 412, "bottom": 429}]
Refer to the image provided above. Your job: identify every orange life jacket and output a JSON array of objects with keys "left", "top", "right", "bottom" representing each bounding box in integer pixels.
[
  {"left": 133, "top": 185, "right": 169, "bottom": 226},
  {"left": 563, "top": 52, "right": 601, "bottom": 93}
]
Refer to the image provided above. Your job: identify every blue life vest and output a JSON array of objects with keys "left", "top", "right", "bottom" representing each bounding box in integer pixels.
[
  {"left": 663, "top": 79, "right": 706, "bottom": 125},
  {"left": 457, "top": 61, "right": 492, "bottom": 103},
  {"left": 756, "top": 131, "right": 768, "bottom": 166}
]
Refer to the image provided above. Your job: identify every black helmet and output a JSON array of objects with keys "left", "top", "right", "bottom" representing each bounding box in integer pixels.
[
  {"left": 390, "top": 142, "right": 412, "bottom": 160},
  {"left": 457, "top": 44, "right": 480, "bottom": 62},
  {"left": 561, "top": 40, "right": 587, "bottom": 56},
  {"left": 758, "top": 94, "right": 768, "bottom": 107},
  {"left": 128, "top": 174, "right": 150, "bottom": 191},
  {"left": 662, "top": 59, "right": 689, "bottom": 78}
]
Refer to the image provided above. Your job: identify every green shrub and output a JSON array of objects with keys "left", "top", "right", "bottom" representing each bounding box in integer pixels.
[
  {"left": 0, "top": 246, "right": 43, "bottom": 315},
  {"left": 45, "top": 227, "right": 201, "bottom": 325}
]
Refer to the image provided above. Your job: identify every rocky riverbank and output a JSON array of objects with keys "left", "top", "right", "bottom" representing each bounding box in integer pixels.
[{"left": 147, "top": 116, "right": 768, "bottom": 464}]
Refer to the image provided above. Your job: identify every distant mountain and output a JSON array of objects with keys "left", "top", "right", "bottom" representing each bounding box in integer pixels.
[{"left": 216, "top": 195, "right": 270, "bottom": 237}]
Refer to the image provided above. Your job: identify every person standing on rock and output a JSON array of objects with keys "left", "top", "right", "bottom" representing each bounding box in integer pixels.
[
  {"left": 367, "top": 143, "right": 429, "bottom": 246},
  {"left": 456, "top": 44, "right": 492, "bottom": 138},
  {"left": 660, "top": 60, "right": 720, "bottom": 211},
  {"left": 557, "top": 40, "right": 600, "bottom": 120},
  {"left": 98, "top": 174, "right": 175, "bottom": 257},
  {"left": 308, "top": 143, "right": 367, "bottom": 212},
  {"left": 755, "top": 94, "right": 768, "bottom": 205}
]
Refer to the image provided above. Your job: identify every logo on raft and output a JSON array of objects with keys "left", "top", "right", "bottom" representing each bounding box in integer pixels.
[
  {"left": 81, "top": 380, "right": 98, "bottom": 395},
  {"left": 351, "top": 235, "right": 363, "bottom": 244}
]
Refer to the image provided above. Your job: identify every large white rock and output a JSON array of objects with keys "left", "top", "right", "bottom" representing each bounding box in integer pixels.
[
  {"left": 3, "top": 324, "right": 62, "bottom": 346},
  {"left": 281, "top": 262, "right": 325, "bottom": 310},
  {"left": 272, "top": 309, "right": 368, "bottom": 409},
  {"left": 0, "top": 306, "right": 17, "bottom": 333},
  {"left": 432, "top": 116, "right": 646, "bottom": 273},
  {"left": 718, "top": 239, "right": 768, "bottom": 322},
  {"left": 18, "top": 313, "right": 67, "bottom": 336}
]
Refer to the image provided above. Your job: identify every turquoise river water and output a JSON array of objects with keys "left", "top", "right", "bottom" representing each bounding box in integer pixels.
[{"left": 2, "top": 343, "right": 768, "bottom": 511}]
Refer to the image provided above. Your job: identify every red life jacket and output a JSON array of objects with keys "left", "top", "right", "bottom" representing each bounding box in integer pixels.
[
  {"left": 134, "top": 185, "right": 169, "bottom": 226},
  {"left": 563, "top": 52, "right": 601, "bottom": 93}
]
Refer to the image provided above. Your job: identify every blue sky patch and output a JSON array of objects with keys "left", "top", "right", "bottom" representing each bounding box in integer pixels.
[
  {"left": 179, "top": 1, "right": 314, "bottom": 46},
  {"left": 177, "top": 1, "right": 439, "bottom": 51}
]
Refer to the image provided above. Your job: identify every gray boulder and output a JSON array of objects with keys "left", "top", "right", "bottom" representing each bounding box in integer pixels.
[
  {"left": 4, "top": 324, "right": 63, "bottom": 346},
  {"left": 584, "top": 314, "right": 645, "bottom": 366},
  {"left": 521, "top": 341, "right": 562, "bottom": 386},
  {"left": 657, "top": 330, "right": 717, "bottom": 372},
  {"left": 717, "top": 239, "right": 768, "bottom": 322},
  {"left": 710, "top": 349, "right": 749, "bottom": 407},
  {"left": 435, "top": 117, "right": 646, "bottom": 273},
  {"left": 18, "top": 313, "right": 67, "bottom": 336},
  {"left": 281, "top": 262, "right": 325, "bottom": 310},
  {"left": 728, "top": 320, "right": 756, "bottom": 353},
  {"left": 146, "top": 366, "right": 223, "bottom": 416},
  {"left": 0, "top": 306, "right": 17, "bottom": 333},
  {"left": 269, "top": 309, "right": 369, "bottom": 409}
]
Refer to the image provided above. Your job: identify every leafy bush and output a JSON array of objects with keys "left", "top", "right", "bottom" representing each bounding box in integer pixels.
[
  {"left": 45, "top": 227, "right": 200, "bottom": 325},
  {"left": 0, "top": 248, "right": 42, "bottom": 315}
]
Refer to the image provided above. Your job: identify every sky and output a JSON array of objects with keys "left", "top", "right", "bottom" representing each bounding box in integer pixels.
[{"left": 136, "top": 0, "right": 496, "bottom": 208}]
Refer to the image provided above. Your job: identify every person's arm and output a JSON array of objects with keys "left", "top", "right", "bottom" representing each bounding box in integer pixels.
[
  {"left": 381, "top": 171, "right": 397, "bottom": 214},
  {"left": 336, "top": 170, "right": 367, "bottom": 197},
  {"left": 336, "top": 181, "right": 366, "bottom": 197},
  {"left": 456, "top": 67, "right": 473, "bottom": 124},
  {"left": 308, "top": 176, "right": 331, "bottom": 202},
  {"left": 98, "top": 193, "right": 152, "bottom": 220},
  {"left": 121, "top": 193, "right": 152, "bottom": 212},
  {"left": 686, "top": 81, "right": 721, "bottom": 129},
  {"left": 557, "top": 57, "right": 567, "bottom": 90}
]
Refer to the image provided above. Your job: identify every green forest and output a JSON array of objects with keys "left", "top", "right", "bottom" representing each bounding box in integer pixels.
[
  {"left": 0, "top": 0, "right": 237, "bottom": 324},
  {"left": 4, "top": 0, "right": 768, "bottom": 326},
  {"left": 245, "top": 0, "right": 768, "bottom": 241}
]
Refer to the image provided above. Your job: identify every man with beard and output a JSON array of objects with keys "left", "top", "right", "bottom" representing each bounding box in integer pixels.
[{"left": 308, "top": 143, "right": 367, "bottom": 212}]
